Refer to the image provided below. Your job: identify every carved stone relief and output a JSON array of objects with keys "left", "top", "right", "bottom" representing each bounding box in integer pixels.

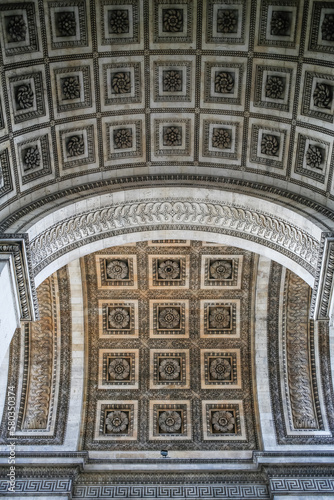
[{"left": 82, "top": 240, "right": 258, "bottom": 451}]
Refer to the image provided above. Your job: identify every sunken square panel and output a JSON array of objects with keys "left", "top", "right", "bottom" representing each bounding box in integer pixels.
[
  {"left": 200, "top": 300, "right": 241, "bottom": 338},
  {"left": 0, "top": 1, "right": 42, "bottom": 63},
  {"left": 201, "top": 57, "right": 247, "bottom": 110},
  {"left": 201, "top": 255, "right": 243, "bottom": 289},
  {"left": 249, "top": 123, "right": 288, "bottom": 170},
  {"left": 7, "top": 67, "right": 48, "bottom": 130},
  {"left": 103, "top": 117, "right": 145, "bottom": 167},
  {"left": 98, "top": 300, "right": 139, "bottom": 338},
  {"left": 149, "top": 400, "right": 192, "bottom": 441},
  {"left": 301, "top": 67, "right": 334, "bottom": 124},
  {"left": 98, "top": 349, "right": 139, "bottom": 389},
  {"left": 95, "top": 400, "right": 138, "bottom": 441},
  {"left": 148, "top": 255, "right": 190, "bottom": 288},
  {"left": 149, "top": 300, "right": 189, "bottom": 338},
  {"left": 15, "top": 129, "right": 54, "bottom": 189},
  {"left": 293, "top": 132, "right": 331, "bottom": 185},
  {"left": 99, "top": 0, "right": 141, "bottom": 47},
  {"left": 150, "top": 349, "right": 190, "bottom": 389},
  {"left": 51, "top": 61, "right": 94, "bottom": 118},
  {"left": 257, "top": 0, "right": 300, "bottom": 51},
  {"left": 150, "top": 56, "right": 195, "bottom": 107},
  {"left": 47, "top": 0, "right": 91, "bottom": 54},
  {"left": 202, "top": 400, "right": 246, "bottom": 440},
  {"left": 201, "top": 349, "right": 241, "bottom": 389},
  {"left": 252, "top": 62, "right": 294, "bottom": 115},
  {"left": 200, "top": 115, "right": 242, "bottom": 165},
  {"left": 151, "top": 0, "right": 195, "bottom": 47},
  {"left": 96, "top": 254, "right": 138, "bottom": 289},
  {"left": 58, "top": 121, "right": 97, "bottom": 173},
  {"left": 203, "top": 0, "right": 249, "bottom": 50},
  {"left": 151, "top": 115, "right": 194, "bottom": 161},
  {"left": 308, "top": 1, "right": 334, "bottom": 55},
  {"left": 100, "top": 59, "right": 143, "bottom": 109}
]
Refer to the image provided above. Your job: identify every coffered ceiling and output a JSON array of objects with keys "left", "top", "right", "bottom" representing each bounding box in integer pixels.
[
  {"left": 0, "top": 0, "right": 334, "bottom": 229},
  {"left": 82, "top": 240, "right": 258, "bottom": 453}
]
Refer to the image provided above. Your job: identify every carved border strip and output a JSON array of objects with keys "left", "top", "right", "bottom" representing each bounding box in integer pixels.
[
  {"left": 282, "top": 271, "right": 319, "bottom": 431},
  {"left": 268, "top": 262, "right": 334, "bottom": 444},
  {"left": 29, "top": 199, "right": 319, "bottom": 276},
  {"left": 310, "top": 233, "right": 334, "bottom": 321},
  {"left": 0, "top": 266, "right": 71, "bottom": 444}
]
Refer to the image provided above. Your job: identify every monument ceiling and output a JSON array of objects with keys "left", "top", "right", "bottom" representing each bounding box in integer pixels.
[
  {"left": 82, "top": 240, "right": 259, "bottom": 452},
  {"left": 0, "top": 0, "right": 334, "bottom": 233}
]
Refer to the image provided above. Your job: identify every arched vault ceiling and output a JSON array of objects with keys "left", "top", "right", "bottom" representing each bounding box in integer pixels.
[{"left": 0, "top": 0, "right": 334, "bottom": 231}]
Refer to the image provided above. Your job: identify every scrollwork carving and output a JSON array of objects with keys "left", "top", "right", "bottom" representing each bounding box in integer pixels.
[
  {"left": 284, "top": 271, "right": 318, "bottom": 430},
  {"left": 30, "top": 199, "right": 319, "bottom": 275},
  {"left": 22, "top": 276, "right": 55, "bottom": 430}
]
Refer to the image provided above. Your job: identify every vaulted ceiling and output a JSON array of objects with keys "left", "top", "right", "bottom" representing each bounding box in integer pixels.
[
  {"left": 0, "top": 0, "right": 334, "bottom": 233},
  {"left": 1, "top": 1, "right": 334, "bottom": 496}
]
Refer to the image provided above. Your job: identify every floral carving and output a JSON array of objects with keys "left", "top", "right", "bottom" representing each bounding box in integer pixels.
[
  {"left": 210, "top": 260, "right": 232, "bottom": 279},
  {"left": 261, "top": 134, "right": 280, "bottom": 156},
  {"left": 105, "top": 411, "right": 129, "bottom": 433},
  {"left": 106, "top": 259, "right": 128, "bottom": 279},
  {"left": 22, "top": 277, "right": 54, "bottom": 430},
  {"left": 159, "top": 358, "right": 181, "bottom": 380},
  {"left": 306, "top": 145, "right": 323, "bottom": 170},
  {"left": 313, "top": 83, "right": 332, "bottom": 109},
  {"left": 215, "top": 72, "right": 234, "bottom": 93},
  {"left": 108, "top": 308, "right": 130, "bottom": 329},
  {"left": 321, "top": 13, "right": 334, "bottom": 41},
  {"left": 7, "top": 15, "right": 27, "bottom": 42},
  {"left": 212, "top": 129, "right": 231, "bottom": 149},
  {"left": 158, "top": 260, "right": 180, "bottom": 279},
  {"left": 66, "top": 135, "right": 84, "bottom": 157},
  {"left": 114, "top": 128, "right": 133, "bottom": 149},
  {"left": 16, "top": 84, "right": 34, "bottom": 109},
  {"left": 57, "top": 12, "right": 76, "bottom": 37},
  {"left": 108, "top": 358, "right": 130, "bottom": 380},
  {"left": 270, "top": 11, "right": 290, "bottom": 36},
  {"left": 109, "top": 9, "right": 129, "bottom": 34},
  {"left": 112, "top": 72, "right": 131, "bottom": 94},
  {"left": 210, "top": 358, "right": 232, "bottom": 380},
  {"left": 211, "top": 410, "right": 235, "bottom": 433},
  {"left": 62, "top": 77, "right": 80, "bottom": 100},
  {"left": 217, "top": 9, "right": 238, "bottom": 34},
  {"left": 159, "top": 411, "right": 182, "bottom": 432},
  {"left": 158, "top": 308, "right": 180, "bottom": 328},
  {"left": 163, "top": 127, "right": 182, "bottom": 147},
  {"left": 209, "top": 308, "right": 231, "bottom": 329},
  {"left": 163, "top": 70, "right": 182, "bottom": 92},
  {"left": 24, "top": 146, "right": 40, "bottom": 171},
  {"left": 163, "top": 9, "right": 183, "bottom": 32},
  {"left": 265, "top": 76, "right": 285, "bottom": 99}
]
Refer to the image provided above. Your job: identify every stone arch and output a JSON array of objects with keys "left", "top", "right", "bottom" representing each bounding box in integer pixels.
[{"left": 20, "top": 186, "right": 322, "bottom": 287}]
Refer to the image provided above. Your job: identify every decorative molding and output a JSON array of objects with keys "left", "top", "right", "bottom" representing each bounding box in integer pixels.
[
  {"left": 311, "top": 233, "right": 334, "bottom": 322},
  {"left": 283, "top": 271, "right": 318, "bottom": 430},
  {"left": 20, "top": 275, "right": 57, "bottom": 431},
  {"left": 268, "top": 262, "right": 333, "bottom": 444},
  {"left": 0, "top": 266, "right": 71, "bottom": 444},
  {"left": 0, "top": 234, "right": 38, "bottom": 321},
  {"left": 30, "top": 199, "right": 319, "bottom": 276}
]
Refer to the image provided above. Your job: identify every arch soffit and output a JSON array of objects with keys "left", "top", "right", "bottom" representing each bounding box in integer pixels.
[{"left": 26, "top": 187, "right": 322, "bottom": 287}]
